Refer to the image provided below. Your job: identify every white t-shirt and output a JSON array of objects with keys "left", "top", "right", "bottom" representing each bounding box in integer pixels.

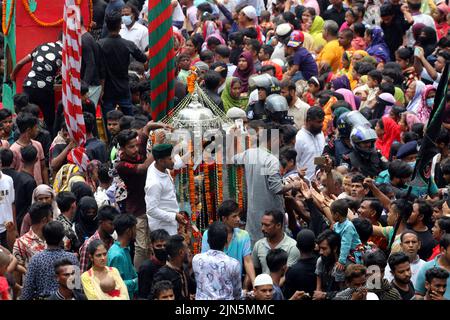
[
  {"left": 295, "top": 127, "right": 326, "bottom": 180},
  {"left": 0, "top": 172, "right": 15, "bottom": 234},
  {"left": 119, "top": 22, "right": 149, "bottom": 52}
]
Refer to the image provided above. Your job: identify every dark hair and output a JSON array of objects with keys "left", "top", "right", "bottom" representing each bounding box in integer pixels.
[
  {"left": 151, "top": 280, "right": 174, "bottom": 299},
  {"left": 345, "top": 264, "right": 367, "bottom": 282},
  {"left": 352, "top": 218, "right": 373, "bottom": 243},
  {"left": 441, "top": 158, "right": 450, "bottom": 175},
  {"left": 165, "top": 234, "right": 186, "bottom": 259},
  {"left": 425, "top": 267, "right": 450, "bottom": 283},
  {"left": 402, "top": 131, "right": 419, "bottom": 143},
  {"left": 197, "top": 2, "right": 213, "bottom": 13},
  {"left": 113, "top": 214, "right": 137, "bottom": 236},
  {"left": 377, "top": 183, "right": 394, "bottom": 196},
  {"left": 20, "top": 145, "right": 37, "bottom": 165},
  {"left": 296, "top": 229, "right": 316, "bottom": 253},
  {"left": 215, "top": 44, "right": 231, "bottom": 58},
  {"left": 210, "top": 62, "right": 228, "bottom": 79},
  {"left": 83, "top": 112, "right": 95, "bottom": 135},
  {"left": 392, "top": 198, "right": 413, "bottom": 222},
  {"left": 150, "top": 229, "right": 170, "bottom": 243},
  {"left": 388, "top": 159, "right": 413, "bottom": 179},
  {"left": 400, "top": 229, "right": 419, "bottom": 243},
  {"left": 246, "top": 38, "right": 262, "bottom": 53},
  {"left": 123, "top": 3, "right": 140, "bottom": 20},
  {"left": 16, "top": 112, "right": 38, "bottom": 134},
  {"left": 264, "top": 209, "right": 285, "bottom": 226},
  {"left": 56, "top": 191, "right": 77, "bottom": 212},
  {"left": 22, "top": 103, "right": 40, "bottom": 118},
  {"left": 218, "top": 200, "right": 239, "bottom": 219},
  {"left": 13, "top": 93, "right": 29, "bottom": 111},
  {"left": 243, "top": 27, "right": 258, "bottom": 39},
  {"left": 29, "top": 202, "right": 53, "bottom": 225},
  {"left": 105, "top": 11, "right": 122, "bottom": 32},
  {"left": 437, "top": 50, "right": 450, "bottom": 62},
  {"left": 280, "top": 147, "right": 297, "bottom": 164},
  {"left": 411, "top": 123, "right": 424, "bottom": 139},
  {"left": 365, "top": 198, "right": 384, "bottom": 220},
  {"left": 266, "top": 248, "right": 288, "bottom": 273},
  {"left": 413, "top": 199, "right": 433, "bottom": 227},
  {"left": 260, "top": 64, "right": 276, "bottom": 75},
  {"left": 98, "top": 163, "right": 112, "bottom": 184},
  {"left": 106, "top": 110, "right": 124, "bottom": 121},
  {"left": 43, "top": 221, "right": 65, "bottom": 246},
  {"left": 351, "top": 173, "right": 365, "bottom": 185},
  {"left": 354, "top": 62, "right": 375, "bottom": 76},
  {"left": 87, "top": 239, "right": 105, "bottom": 256},
  {"left": 203, "top": 70, "right": 222, "bottom": 91},
  {"left": 306, "top": 106, "right": 325, "bottom": 122},
  {"left": 353, "top": 22, "right": 366, "bottom": 37},
  {"left": 207, "top": 221, "right": 228, "bottom": 250},
  {"left": 388, "top": 252, "right": 410, "bottom": 272},
  {"left": 0, "top": 109, "right": 12, "bottom": 122},
  {"left": 331, "top": 199, "right": 350, "bottom": 218},
  {"left": 261, "top": 44, "right": 274, "bottom": 57},
  {"left": 119, "top": 115, "right": 134, "bottom": 131},
  {"left": 279, "top": 125, "right": 297, "bottom": 145},
  {"left": 438, "top": 217, "right": 450, "bottom": 234},
  {"left": 0, "top": 148, "right": 13, "bottom": 167},
  {"left": 97, "top": 205, "right": 120, "bottom": 222},
  {"left": 200, "top": 50, "right": 215, "bottom": 63},
  {"left": 229, "top": 31, "right": 244, "bottom": 46},
  {"left": 116, "top": 129, "right": 138, "bottom": 148},
  {"left": 280, "top": 79, "right": 296, "bottom": 92},
  {"left": 340, "top": 28, "right": 354, "bottom": 40},
  {"left": 380, "top": 3, "right": 394, "bottom": 16},
  {"left": 440, "top": 233, "right": 450, "bottom": 250},
  {"left": 396, "top": 47, "right": 414, "bottom": 63},
  {"left": 317, "top": 229, "right": 341, "bottom": 251},
  {"left": 379, "top": 82, "right": 395, "bottom": 95},
  {"left": 363, "top": 249, "right": 387, "bottom": 269},
  {"left": 54, "top": 258, "right": 75, "bottom": 274}
]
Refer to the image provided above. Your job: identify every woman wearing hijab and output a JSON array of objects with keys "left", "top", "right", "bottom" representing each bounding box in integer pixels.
[
  {"left": 309, "top": 15, "right": 326, "bottom": 52},
  {"left": 331, "top": 76, "right": 351, "bottom": 90},
  {"left": 72, "top": 181, "right": 95, "bottom": 203},
  {"left": 233, "top": 51, "right": 255, "bottom": 93},
  {"left": 433, "top": 4, "right": 450, "bottom": 40},
  {"left": 221, "top": 77, "right": 249, "bottom": 112},
  {"left": 86, "top": 160, "right": 101, "bottom": 193},
  {"left": 372, "top": 93, "right": 396, "bottom": 120},
  {"left": 375, "top": 116, "right": 402, "bottom": 158},
  {"left": 336, "top": 88, "right": 358, "bottom": 110},
  {"left": 20, "top": 185, "right": 60, "bottom": 236},
  {"left": 74, "top": 196, "right": 99, "bottom": 242},
  {"left": 405, "top": 80, "right": 426, "bottom": 113},
  {"left": 365, "top": 27, "right": 390, "bottom": 63},
  {"left": 417, "top": 85, "right": 437, "bottom": 123},
  {"left": 418, "top": 26, "right": 438, "bottom": 57},
  {"left": 173, "top": 28, "right": 185, "bottom": 56},
  {"left": 399, "top": 112, "right": 421, "bottom": 132}
]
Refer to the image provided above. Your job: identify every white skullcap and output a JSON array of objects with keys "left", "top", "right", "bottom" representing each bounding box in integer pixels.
[
  {"left": 242, "top": 6, "right": 257, "bottom": 21},
  {"left": 226, "top": 107, "right": 247, "bottom": 119},
  {"left": 254, "top": 274, "right": 273, "bottom": 287}
]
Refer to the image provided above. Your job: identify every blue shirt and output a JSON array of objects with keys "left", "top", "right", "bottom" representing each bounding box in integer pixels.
[
  {"left": 107, "top": 241, "right": 138, "bottom": 299},
  {"left": 21, "top": 249, "right": 79, "bottom": 300},
  {"left": 333, "top": 219, "right": 362, "bottom": 265},
  {"left": 293, "top": 47, "right": 318, "bottom": 81},
  {"left": 414, "top": 254, "right": 450, "bottom": 300},
  {"left": 202, "top": 228, "right": 252, "bottom": 275}
]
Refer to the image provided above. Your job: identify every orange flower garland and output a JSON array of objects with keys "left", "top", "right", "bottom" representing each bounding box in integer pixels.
[
  {"left": 216, "top": 164, "right": 223, "bottom": 204},
  {"left": 186, "top": 67, "right": 197, "bottom": 94},
  {"left": 188, "top": 141, "right": 196, "bottom": 222},
  {"left": 2, "top": 0, "right": 14, "bottom": 35},
  {"left": 22, "top": 0, "right": 88, "bottom": 28},
  {"left": 204, "top": 163, "right": 214, "bottom": 225},
  {"left": 237, "top": 166, "right": 244, "bottom": 209}
]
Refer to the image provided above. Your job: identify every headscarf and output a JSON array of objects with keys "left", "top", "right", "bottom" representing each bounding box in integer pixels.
[
  {"left": 302, "top": 32, "right": 316, "bottom": 52},
  {"left": 309, "top": 16, "right": 326, "bottom": 49},
  {"left": 366, "top": 27, "right": 390, "bottom": 63},
  {"left": 232, "top": 51, "right": 255, "bottom": 93},
  {"left": 406, "top": 80, "right": 426, "bottom": 113},
  {"left": 417, "top": 85, "right": 437, "bottom": 123},
  {"left": 376, "top": 116, "right": 402, "bottom": 158},
  {"left": 32, "top": 184, "right": 60, "bottom": 219},
  {"left": 74, "top": 196, "right": 99, "bottom": 242},
  {"left": 322, "top": 95, "right": 338, "bottom": 133},
  {"left": 436, "top": 4, "right": 450, "bottom": 40},
  {"left": 331, "top": 75, "right": 351, "bottom": 90},
  {"left": 372, "top": 93, "right": 396, "bottom": 120},
  {"left": 349, "top": 50, "right": 368, "bottom": 89},
  {"left": 419, "top": 26, "right": 438, "bottom": 57},
  {"left": 394, "top": 87, "right": 406, "bottom": 106},
  {"left": 412, "top": 23, "right": 426, "bottom": 44},
  {"left": 221, "top": 77, "right": 249, "bottom": 112},
  {"left": 336, "top": 88, "right": 357, "bottom": 110},
  {"left": 404, "top": 112, "right": 422, "bottom": 131},
  {"left": 333, "top": 106, "right": 351, "bottom": 128}
]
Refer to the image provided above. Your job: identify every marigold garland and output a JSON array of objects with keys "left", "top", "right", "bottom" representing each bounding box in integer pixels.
[
  {"left": 203, "top": 163, "right": 213, "bottom": 225},
  {"left": 186, "top": 67, "right": 197, "bottom": 94},
  {"left": 237, "top": 166, "right": 244, "bottom": 209},
  {"left": 22, "top": 0, "right": 90, "bottom": 28},
  {"left": 2, "top": 0, "right": 14, "bottom": 35}
]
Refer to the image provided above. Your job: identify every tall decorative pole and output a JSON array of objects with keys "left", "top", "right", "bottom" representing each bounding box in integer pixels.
[{"left": 148, "top": 0, "right": 175, "bottom": 121}]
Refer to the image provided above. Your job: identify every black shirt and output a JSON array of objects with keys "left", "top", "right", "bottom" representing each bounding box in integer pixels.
[
  {"left": 5, "top": 170, "right": 36, "bottom": 229},
  {"left": 153, "top": 264, "right": 196, "bottom": 301},
  {"left": 92, "top": 0, "right": 107, "bottom": 31},
  {"left": 81, "top": 32, "right": 101, "bottom": 86},
  {"left": 23, "top": 42, "right": 63, "bottom": 91},
  {"left": 381, "top": 18, "right": 413, "bottom": 62},
  {"left": 392, "top": 281, "right": 415, "bottom": 300},
  {"left": 138, "top": 257, "right": 165, "bottom": 299},
  {"left": 322, "top": 5, "right": 347, "bottom": 27},
  {"left": 283, "top": 256, "right": 318, "bottom": 298},
  {"left": 416, "top": 229, "right": 437, "bottom": 261},
  {"left": 98, "top": 35, "right": 147, "bottom": 100}
]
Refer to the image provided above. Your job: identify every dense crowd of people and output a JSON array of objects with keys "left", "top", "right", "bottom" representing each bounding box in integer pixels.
[{"left": 0, "top": 0, "right": 450, "bottom": 301}]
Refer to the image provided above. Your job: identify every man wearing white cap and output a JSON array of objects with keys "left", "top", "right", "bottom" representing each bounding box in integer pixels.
[
  {"left": 270, "top": 23, "right": 293, "bottom": 62},
  {"left": 239, "top": 6, "right": 258, "bottom": 29},
  {"left": 253, "top": 274, "right": 274, "bottom": 300}
]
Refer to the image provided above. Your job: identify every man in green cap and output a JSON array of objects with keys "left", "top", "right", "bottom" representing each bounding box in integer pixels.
[{"left": 145, "top": 143, "right": 187, "bottom": 236}]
